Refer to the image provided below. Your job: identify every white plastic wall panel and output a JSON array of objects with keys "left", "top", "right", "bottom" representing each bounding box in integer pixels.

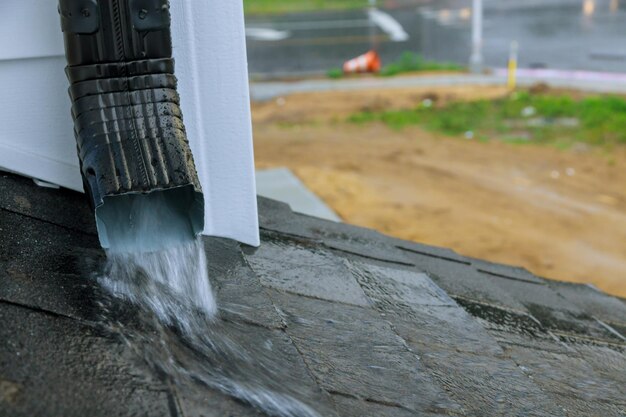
[{"left": 0, "top": 0, "right": 260, "bottom": 247}]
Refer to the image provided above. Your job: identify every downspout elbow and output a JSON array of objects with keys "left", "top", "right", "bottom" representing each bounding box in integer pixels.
[{"left": 58, "top": 0, "right": 204, "bottom": 252}]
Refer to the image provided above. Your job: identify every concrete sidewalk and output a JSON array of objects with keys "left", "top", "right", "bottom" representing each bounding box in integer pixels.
[
  {"left": 256, "top": 167, "right": 341, "bottom": 222},
  {"left": 250, "top": 70, "right": 626, "bottom": 101}
]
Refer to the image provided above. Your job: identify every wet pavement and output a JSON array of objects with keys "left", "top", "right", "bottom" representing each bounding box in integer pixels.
[
  {"left": 245, "top": 0, "right": 626, "bottom": 76},
  {"left": 0, "top": 170, "right": 625, "bottom": 416}
]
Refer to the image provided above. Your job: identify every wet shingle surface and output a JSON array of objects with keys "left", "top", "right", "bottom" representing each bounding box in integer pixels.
[{"left": 0, "top": 172, "right": 625, "bottom": 417}]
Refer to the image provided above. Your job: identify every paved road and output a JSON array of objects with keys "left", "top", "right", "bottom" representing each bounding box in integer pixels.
[
  {"left": 250, "top": 72, "right": 626, "bottom": 101},
  {"left": 245, "top": 0, "right": 626, "bottom": 76}
]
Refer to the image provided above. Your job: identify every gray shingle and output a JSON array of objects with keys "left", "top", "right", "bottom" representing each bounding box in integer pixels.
[
  {"left": 0, "top": 302, "right": 172, "bottom": 417},
  {"left": 270, "top": 290, "right": 462, "bottom": 415},
  {"left": 206, "top": 237, "right": 285, "bottom": 329},
  {"left": 550, "top": 281, "right": 626, "bottom": 329},
  {"left": 0, "top": 173, "right": 95, "bottom": 235},
  {"left": 258, "top": 197, "right": 416, "bottom": 266},
  {"left": 504, "top": 344, "right": 626, "bottom": 407},
  {"left": 247, "top": 235, "right": 371, "bottom": 307}
]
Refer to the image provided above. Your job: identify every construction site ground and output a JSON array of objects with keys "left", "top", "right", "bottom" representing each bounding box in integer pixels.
[{"left": 252, "top": 85, "right": 626, "bottom": 298}]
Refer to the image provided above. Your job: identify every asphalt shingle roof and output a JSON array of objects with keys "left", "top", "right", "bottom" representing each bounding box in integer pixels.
[{"left": 0, "top": 171, "right": 624, "bottom": 416}]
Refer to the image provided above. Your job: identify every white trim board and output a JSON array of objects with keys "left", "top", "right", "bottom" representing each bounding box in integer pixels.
[{"left": 0, "top": 0, "right": 260, "bottom": 247}]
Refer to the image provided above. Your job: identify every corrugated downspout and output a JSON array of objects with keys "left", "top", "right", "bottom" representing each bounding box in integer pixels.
[{"left": 58, "top": 0, "right": 204, "bottom": 251}]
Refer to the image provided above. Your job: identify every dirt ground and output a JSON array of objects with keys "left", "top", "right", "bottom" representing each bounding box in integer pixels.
[{"left": 251, "top": 85, "right": 626, "bottom": 298}]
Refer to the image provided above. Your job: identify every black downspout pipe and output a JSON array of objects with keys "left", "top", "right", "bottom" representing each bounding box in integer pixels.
[{"left": 58, "top": 0, "right": 204, "bottom": 252}]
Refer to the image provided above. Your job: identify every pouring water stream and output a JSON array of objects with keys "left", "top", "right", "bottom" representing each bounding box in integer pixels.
[{"left": 96, "top": 193, "right": 322, "bottom": 417}]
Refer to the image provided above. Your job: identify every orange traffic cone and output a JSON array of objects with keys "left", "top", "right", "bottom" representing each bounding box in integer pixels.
[{"left": 343, "top": 50, "right": 381, "bottom": 75}]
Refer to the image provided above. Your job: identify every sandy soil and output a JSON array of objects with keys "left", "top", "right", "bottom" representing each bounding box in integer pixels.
[{"left": 252, "top": 85, "right": 626, "bottom": 298}]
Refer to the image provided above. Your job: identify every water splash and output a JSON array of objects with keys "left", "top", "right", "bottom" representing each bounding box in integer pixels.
[
  {"left": 100, "top": 238, "right": 217, "bottom": 334},
  {"left": 97, "top": 216, "right": 322, "bottom": 416}
]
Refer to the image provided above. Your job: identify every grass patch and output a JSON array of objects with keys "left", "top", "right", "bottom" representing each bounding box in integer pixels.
[
  {"left": 328, "top": 52, "right": 464, "bottom": 79},
  {"left": 244, "top": 0, "right": 368, "bottom": 15},
  {"left": 349, "top": 91, "right": 626, "bottom": 147},
  {"left": 380, "top": 52, "right": 464, "bottom": 77},
  {"left": 327, "top": 68, "right": 344, "bottom": 79}
]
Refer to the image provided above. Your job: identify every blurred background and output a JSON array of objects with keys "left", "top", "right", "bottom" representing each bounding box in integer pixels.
[{"left": 243, "top": 0, "right": 626, "bottom": 298}]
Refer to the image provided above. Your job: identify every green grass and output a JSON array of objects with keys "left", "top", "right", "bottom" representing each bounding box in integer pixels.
[
  {"left": 349, "top": 91, "right": 626, "bottom": 147},
  {"left": 327, "top": 68, "right": 344, "bottom": 79},
  {"left": 327, "top": 52, "right": 464, "bottom": 79},
  {"left": 379, "top": 52, "right": 464, "bottom": 77},
  {"left": 244, "top": 0, "right": 368, "bottom": 15}
]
